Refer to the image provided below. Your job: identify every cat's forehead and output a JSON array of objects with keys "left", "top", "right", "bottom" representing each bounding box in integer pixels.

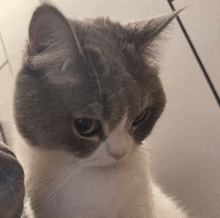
[
  {"left": 65, "top": 19, "right": 137, "bottom": 120},
  {"left": 72, "top": 18, "right": 127, "bottom": 62},
  {"left": 68, "top": 74, "right": 144, "bottom": 131}
]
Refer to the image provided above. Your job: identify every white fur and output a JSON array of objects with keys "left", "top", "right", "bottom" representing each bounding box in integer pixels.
[{"left": 13, "top": 118, "right": 189, "bottom": 217}]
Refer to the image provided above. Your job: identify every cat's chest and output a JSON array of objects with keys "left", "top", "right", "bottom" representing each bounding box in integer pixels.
[
  {"left": 16, "top": 142, "right": 150, "bottom": 217},
  {"left": 39, "top": 165, "right": 131, "bottom": 218}
]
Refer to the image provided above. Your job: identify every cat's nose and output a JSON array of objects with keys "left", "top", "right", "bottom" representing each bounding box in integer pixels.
[
  {"left": 109, "top": 152, "right": 126, "bottom": 160},
  {"left": 106, "top": 140, "right": 127, "bottom": 160}
]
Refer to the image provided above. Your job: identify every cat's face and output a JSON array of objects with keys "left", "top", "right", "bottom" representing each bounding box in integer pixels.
[{"left": 14, "top": 4, "right": 177, "bottom": 165}]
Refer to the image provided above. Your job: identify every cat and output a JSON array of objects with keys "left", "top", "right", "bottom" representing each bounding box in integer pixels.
[{"left": 11, "top": 3, "right": 189, "bottom": 218}]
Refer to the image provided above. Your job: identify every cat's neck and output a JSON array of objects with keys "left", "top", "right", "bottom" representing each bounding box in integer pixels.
[{"left": 13, "top": 134, "right": 153, "bottom": 218}]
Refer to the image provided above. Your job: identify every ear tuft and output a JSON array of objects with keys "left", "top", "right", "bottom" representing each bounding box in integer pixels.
[{"left": 126, "top": 9, "right": 184, "bottom": 56}]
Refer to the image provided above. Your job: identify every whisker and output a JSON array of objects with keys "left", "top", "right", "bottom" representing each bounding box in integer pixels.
[
  {"left": 32, "top": 164, "right": 78, "bottom": 209},
  {"left": 31, "top": 165, "right": 76, "bottom": 183},
  {"left": 38, "top": 162, "right": 87, "bottom": 213}
]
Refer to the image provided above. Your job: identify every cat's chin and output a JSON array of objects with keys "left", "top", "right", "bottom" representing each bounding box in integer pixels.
[
  {"left": 79, "top": 146, "right": 128, "bottom": 168},
  {"left": 85, "top": 158, "right": 118, "bottom": 168},
  {"left": 84, "top": 156, "right": 128, "bottom": 169}
]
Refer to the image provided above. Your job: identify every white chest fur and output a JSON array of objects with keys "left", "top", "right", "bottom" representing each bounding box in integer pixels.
[
  {"left": 15, "top": 141, "right": 190, "bottom": 218},
  {"left": 41, "top": 163, "right": 148, "bottom": 217},
  {"left": 14, "top": 138, "right": 152, "bottom": 218},
  {"left": 13, "top": 122, "right": 190, "bottom": 218}
]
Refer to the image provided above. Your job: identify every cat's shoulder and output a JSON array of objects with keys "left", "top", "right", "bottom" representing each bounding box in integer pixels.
[{"left": 151, "top": 182, "right": 190, "bottom": 218}]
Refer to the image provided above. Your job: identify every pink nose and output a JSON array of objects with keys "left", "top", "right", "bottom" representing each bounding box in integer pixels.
[{"left": 110, "top": 153, "right": 126, "bottom": 160}]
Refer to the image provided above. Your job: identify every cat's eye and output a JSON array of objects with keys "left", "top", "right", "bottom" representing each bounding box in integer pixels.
[
  {"left": 132, "top": 108, "right": 150, "bottom": 127},
  {"left": 74, "top": 118, "right": 101, "bottom": 137}
]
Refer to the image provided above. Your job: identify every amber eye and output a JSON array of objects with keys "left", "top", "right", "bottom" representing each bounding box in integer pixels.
[
  {"left": 74, "top": 118, "right": 101, "bottom": 137},
  {"left": 132, "top": 108, "right": 150, "bottom": 127}
]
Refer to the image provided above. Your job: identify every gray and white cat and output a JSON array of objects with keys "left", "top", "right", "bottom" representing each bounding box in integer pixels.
[{"left": 12, "top": 3, "right": 189, "bottom": 218}]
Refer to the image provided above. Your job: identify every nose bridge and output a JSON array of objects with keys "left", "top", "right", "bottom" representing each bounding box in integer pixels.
[
  {"left": 105, "top": 115, "right": 131, "bottom": 159},
  {"left": 106, "top": 132, "right": 129, "bottom": 158}
]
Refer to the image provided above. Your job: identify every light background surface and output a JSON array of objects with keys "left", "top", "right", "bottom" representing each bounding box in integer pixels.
[{"left": 0, "top": 0, "right": 219, "bottom": 217}]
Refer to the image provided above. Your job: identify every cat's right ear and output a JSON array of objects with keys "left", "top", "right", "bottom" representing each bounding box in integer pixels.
[
  {"left": 27, "top": 4, "right": 85, "bottom": 84},
  {"left": 28, "top": 4, "right": 76, "bottom": 56}
]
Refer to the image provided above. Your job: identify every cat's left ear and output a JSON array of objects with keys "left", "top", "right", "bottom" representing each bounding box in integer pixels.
[{"left": 126, "top": 10, "right": 183, "bottom": 56}]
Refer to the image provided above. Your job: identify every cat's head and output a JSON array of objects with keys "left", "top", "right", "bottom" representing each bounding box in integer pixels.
[{"left": 14, "top": 4, "right": 178, "bottom": 166}]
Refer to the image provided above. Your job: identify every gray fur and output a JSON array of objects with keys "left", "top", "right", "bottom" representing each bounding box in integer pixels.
[
  {"left": 14, "top": 4, "right": 178, "bottom": 155},
  {"left": 11, "top": 3, "right": 182, "bottom": 217}
]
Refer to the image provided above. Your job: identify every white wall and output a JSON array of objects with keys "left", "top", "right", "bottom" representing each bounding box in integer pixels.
[
  {"left": 0, "top": 0, "right": 219, "bottom": 217},
  {"left": 0, "top": 0, "right": 39, "bottom": 121}
]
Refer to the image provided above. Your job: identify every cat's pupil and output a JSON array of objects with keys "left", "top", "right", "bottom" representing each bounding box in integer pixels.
[
  {"left": 132, "top": 108, "right": 150, "bottom": 127},
  {"left": 74, "top": 118, "right": 101, "bottom": 137}
]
